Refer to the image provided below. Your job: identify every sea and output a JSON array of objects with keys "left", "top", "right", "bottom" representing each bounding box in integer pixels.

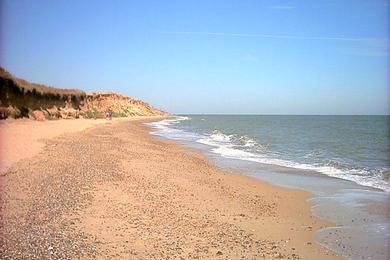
[{"left": 146, "top": 115, "right": 389, "bottom": 260}]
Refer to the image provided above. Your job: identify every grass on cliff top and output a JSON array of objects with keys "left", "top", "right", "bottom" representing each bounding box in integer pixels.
[{"left": 0, "top": 67, "right": 85, "bottom": 97}]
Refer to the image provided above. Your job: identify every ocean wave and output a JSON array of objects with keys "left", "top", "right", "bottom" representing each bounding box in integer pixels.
[
  {"left": 146, "top": 116, "right": 200, "bottom": 141},
  {"left": 197, "top": 129, "right": 389, "bottom": 192},
  {"left": 207, "top": 145, "right": 389, "bottom": 192},
  {"left": 198, "top": 130, "right": 261, "bottom": 149},
  {"left": 146, "top": 118, "right": 390, "bottom": 192},
  {"left": 240, "top": 135, "right": 258, "bottom": 147},
  {"left": 147, "top": 116, "right": 190, "bottom": 128}
]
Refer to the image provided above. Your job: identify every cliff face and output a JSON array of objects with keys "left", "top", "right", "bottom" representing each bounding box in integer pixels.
[
  {"left": 0, "top": 68, "right": 167, "bottom": 120},
  {"left": 0, "top": 68, "right": 85, "bottom": 119},
  {"left": 82, "top": 92, "right": 166, "bottom": 118}
]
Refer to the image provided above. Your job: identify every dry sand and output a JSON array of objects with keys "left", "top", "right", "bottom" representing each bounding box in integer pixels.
[
  {"left": 0, "top": 116, "right": 162, "bottom": 174},
  {"left": 0, "top": 118, "right": 342, "bottom": 259}
]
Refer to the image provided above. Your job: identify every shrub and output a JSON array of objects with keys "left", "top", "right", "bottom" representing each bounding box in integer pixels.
[{"left": 84, "top": 108, "right": 103, "bottom": 119}]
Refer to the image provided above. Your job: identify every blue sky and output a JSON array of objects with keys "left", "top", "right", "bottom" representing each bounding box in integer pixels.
[{"left": 1, "top": 0, "right": 388, "bottom": 114}]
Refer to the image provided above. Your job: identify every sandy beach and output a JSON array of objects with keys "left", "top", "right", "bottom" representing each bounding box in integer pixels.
[{"left": 0, "top": 118, "right": 341, "bottom": 259}]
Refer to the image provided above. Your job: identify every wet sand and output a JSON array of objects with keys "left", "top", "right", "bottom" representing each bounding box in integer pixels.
[{"left": 0, "top": 118, "right": 341, "bottom": 259}]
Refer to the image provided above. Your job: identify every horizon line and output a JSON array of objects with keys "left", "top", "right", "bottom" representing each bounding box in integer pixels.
[{"left": 174, "top": 113, "right": 389, "bottom": 116}]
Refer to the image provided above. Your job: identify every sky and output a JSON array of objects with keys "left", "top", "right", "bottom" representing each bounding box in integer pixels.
[{"left": 1, "top": 0, "right": 389, "bottom": 115}]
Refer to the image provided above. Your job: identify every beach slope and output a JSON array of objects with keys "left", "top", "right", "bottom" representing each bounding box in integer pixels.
[{"left": 0, "top": 118, "right": 341, "bottom": 259}]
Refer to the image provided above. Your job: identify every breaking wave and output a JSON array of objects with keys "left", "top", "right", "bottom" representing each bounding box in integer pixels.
[{"left": 146, "top": 117, "right": 390, "bottom": 192}]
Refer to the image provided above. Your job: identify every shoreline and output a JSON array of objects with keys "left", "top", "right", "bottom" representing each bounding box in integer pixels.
[
  {"left": 1, "top": 117, "right": 340, "bottom": 259},
  {"left": 147, "top": 116, "right": 389, "bottom": 259}
]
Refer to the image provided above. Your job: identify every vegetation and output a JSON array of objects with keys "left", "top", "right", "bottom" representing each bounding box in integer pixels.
[
  {"left": 84, "top": 108, "right": 103, "bottom": 119},
  {"left": 0, "top": 67, "right": 86, "bottom": 119},
  {"left": 0, "top": 67, "right": 166, "bottom": 120}
]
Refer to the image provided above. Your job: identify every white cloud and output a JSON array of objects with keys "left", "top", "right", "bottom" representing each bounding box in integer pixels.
[
  {"left": 156, "top": 31, "right": 389, "bottom": 57},
  {"left": 156, "top": 31, "right": 373, "bottom": 42}
]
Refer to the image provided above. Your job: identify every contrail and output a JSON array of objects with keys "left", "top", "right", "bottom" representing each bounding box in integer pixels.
[{"left": 156, "top": 31, "right": 373, "bottom": 42}]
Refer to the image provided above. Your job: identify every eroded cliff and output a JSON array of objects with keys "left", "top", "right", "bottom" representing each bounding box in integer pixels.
[{"left": 0, "top": 68, "right": 167, "bottom": 120}]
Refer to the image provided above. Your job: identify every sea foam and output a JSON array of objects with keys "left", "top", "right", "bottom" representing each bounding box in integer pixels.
[{"left": 147, "top": 116, "right": 390, "bottom": 192}]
